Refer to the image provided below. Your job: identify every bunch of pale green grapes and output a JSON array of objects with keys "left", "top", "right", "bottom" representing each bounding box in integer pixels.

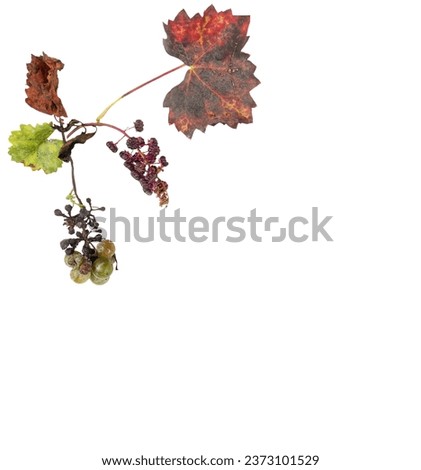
[{"left": 64, "top": 240, "right": 116, "bottom": 285}]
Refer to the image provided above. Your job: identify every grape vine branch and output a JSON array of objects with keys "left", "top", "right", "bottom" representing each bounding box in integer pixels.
[{"left": 7, "top": 5, "right": 260, "bottom": 285}]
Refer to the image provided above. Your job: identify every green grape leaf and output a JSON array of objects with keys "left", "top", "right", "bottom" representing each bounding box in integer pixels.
[{"left": 8, "top": 123, "right": 64, "bottom": 174}]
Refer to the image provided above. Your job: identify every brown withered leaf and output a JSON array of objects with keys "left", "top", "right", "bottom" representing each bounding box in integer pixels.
[
  {"left": 59, "top": 131, "right": 96, "bottom": 162},
  {"left": 163, "top": 5, "right": 260, "bottom": 138},
  {"left": 25, "top": 53, "right": 67, "bottom": 117}
]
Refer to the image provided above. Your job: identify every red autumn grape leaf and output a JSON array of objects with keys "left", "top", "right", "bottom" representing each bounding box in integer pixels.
[
  {"left": 25, "top": 53, "right": 67, "bottom": 117},
  {"left": 163, "top": 5, "right": 260, "bottom": 138}
]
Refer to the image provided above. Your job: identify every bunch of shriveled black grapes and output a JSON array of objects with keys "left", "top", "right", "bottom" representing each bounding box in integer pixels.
[{"left": 106, "top": 119, "right": 169, "bottom": 207}]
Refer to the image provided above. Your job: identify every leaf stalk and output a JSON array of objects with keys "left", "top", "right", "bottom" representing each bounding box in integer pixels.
[{"left": 96, "top": 63, "right": 187, "bottom": 122}]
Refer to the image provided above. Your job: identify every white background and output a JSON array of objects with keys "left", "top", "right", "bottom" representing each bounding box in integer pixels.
[{"left": 0, "top": 1, "right": 420, "bottom": 469}]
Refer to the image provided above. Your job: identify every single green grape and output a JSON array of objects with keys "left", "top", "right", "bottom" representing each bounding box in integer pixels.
[
  {"left": 90, "top": 272, "right": 110, "bottom": 285},
  {"left": 64, "top": 251, "right": 83, "bottom": 268},
  {"left": 70, "top": 267, "right": 91, "bottom": 284},
  {"left": 96, "top": 240, "right": 116, "bottom": 259},
  {"left": 92, "top": 257, "right": 114, "bottom": 279}
]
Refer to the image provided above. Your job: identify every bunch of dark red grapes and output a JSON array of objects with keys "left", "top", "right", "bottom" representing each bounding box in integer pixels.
[{"left": 106, "top": 119, "right": 169, "bottom": 206}]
